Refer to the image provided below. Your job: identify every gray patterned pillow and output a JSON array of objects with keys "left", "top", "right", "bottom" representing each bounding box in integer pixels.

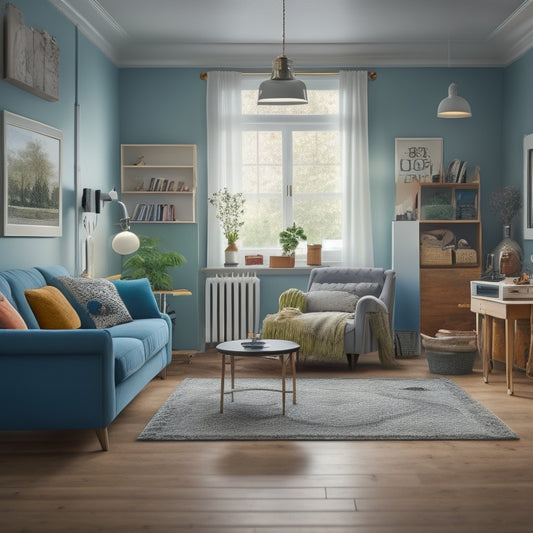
[
  {"left": 57, "top": 276, "right": 132, "bottom": 329},
  {"left": 310, "top": 282, "right": 381, "bottom": 297},
  {"left": 306, "top": 290, "right": 359, "bottom": 313}
]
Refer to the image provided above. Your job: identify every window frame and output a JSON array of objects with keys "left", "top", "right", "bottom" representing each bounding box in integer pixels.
[{"left": 239, "top": 77, "right": 342, "bottom": 262}]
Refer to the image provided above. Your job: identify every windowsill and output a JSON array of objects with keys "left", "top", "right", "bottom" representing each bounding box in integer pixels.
[{"left": 202, "top": 264, "right": 330, "bottom": 276}]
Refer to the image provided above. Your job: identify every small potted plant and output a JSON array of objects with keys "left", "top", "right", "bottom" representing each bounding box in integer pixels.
[
  {"left": 121, "top": 236, "right": 186, "bottom": 290},
  {"left": 208, "top": 187, "right": 246, "bottom": 266},
  {"left": 270, "top": 223, "right": 307, "bottom": 268}
]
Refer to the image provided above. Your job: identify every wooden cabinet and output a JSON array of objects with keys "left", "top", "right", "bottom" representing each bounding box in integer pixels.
[
  {"left": 420, "top": 268, "right": 478, "bottom": 335},
  {"left": 418, "top": 182, "right": 481, "bottom": 335},
  {"left": 120, "top": 144, "right": 197, "bottom": 224}
]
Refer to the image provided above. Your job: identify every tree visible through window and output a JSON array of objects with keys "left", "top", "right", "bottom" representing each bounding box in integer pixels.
[{"left": 240, "top": 76, "right": 341, "bottom": 262}]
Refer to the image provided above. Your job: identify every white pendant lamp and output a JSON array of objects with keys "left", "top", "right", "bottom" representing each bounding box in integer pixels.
[
  {"left": 258, "top": 0, "right": 307, "bottom": 105},
  {"left": 437, "top": 82, "right": 472, "bottom": 118}
]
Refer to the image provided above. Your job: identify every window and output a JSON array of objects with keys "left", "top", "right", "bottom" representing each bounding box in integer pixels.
[{"left": 239, "top": 76, "right": 342, "bottom": 262}]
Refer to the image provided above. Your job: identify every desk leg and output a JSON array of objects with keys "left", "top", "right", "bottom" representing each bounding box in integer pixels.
[
  {"left": 220, "top": 353, "right": 225, "bottom": 413},
  {"left": 505, "top": 319, "right": 514, "bottom": 395},
  {"left": 482, "top": 315, "right": 493, "bottom": 384}
]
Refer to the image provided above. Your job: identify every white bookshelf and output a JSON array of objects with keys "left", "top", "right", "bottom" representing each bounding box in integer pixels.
[{"left": 120, "top": 144, "right": 197, "bottom": 223}]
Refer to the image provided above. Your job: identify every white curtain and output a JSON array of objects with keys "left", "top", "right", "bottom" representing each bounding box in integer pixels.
[
  {"left": 206, "top": 71, "right": 242, "bottom": 267},
  {"left": 340, "top": 70, "right": 374, "bottom": 267}
]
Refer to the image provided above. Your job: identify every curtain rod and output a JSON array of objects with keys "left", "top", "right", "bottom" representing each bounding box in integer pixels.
[{"left": 200, "top": 70, "right": 377, "bottom": 81}]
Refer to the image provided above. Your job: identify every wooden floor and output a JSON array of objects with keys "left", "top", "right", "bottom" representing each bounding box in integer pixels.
[{"left": 1, "top": 349, "right": 533, "bottom": 533}]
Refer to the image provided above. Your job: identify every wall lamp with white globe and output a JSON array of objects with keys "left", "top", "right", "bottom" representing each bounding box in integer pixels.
[{"left": 102, "top": 189, "right": 140, "bottom": 255}]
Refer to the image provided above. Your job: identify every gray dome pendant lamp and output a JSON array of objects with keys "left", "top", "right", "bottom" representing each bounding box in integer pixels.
[
  {"left": 257, "top": 0, "right": 308, "bottom": 105},
  {"left": 437, "top": 82, "right": 472, "bottom": 118}
]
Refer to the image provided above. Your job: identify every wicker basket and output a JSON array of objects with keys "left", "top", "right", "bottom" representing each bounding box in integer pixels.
[
  {"left": 454, "top": 248, "right": 477, "bottom": 264},
  {"left": 420, "top": 247, "right": 453, "bottom": 265},
  {"left": 421, "top": 332, "right": 477, "bottom": 375}
]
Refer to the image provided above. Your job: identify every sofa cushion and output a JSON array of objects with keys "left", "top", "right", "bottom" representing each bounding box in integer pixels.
[
  {"left": 0, "top": 291, "right": 28, "bottom": 329},
  {"left": 0, "top": 268, "right": 47, "bottom": 329},
  {"left": 112, "top": 337, "right": 146, "bottom": 384},
  {"left": 24, "top": 286, "right": 81, "bottom": 330},
  {"left": 107, "top": 318, "right": 169, "bottom": 361},
  {"left": 306, "top": 290, "right": 359, "bottom": 313},
  {"left": 55, "top": 277, "right": 132, "bottom": 329},
  {"left": 111, "top": 278, "right": 161, "bottom": 319}
]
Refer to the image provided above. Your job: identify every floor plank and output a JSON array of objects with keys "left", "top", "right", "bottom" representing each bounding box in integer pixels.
[{"left": 1, "top": 349, "right": 533, "bottom": 532}]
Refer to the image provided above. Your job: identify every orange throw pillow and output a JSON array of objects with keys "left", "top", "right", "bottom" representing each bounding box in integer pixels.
[
  {"left": 25, "top": 286, "right": 81, "bottom": 330},
  {"left": 0, "top": 291, "right": 28, "bottom": 329}
]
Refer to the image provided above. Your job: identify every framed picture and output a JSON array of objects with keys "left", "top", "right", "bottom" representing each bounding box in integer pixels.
[
  {"left": 1, "top": 111, "right": 62, "bottom": 236},
  {"left": 394, "top": 137, "right": 443, "bottom": 220}
]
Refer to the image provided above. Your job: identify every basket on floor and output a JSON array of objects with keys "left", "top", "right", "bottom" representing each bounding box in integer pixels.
[{"left": 421, "top": 330, "right": 478, "bottom": 375}]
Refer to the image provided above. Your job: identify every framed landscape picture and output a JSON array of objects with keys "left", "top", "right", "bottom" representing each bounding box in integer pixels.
[{"left": 1, "top": 111, "right": 62, "bottom": 236}]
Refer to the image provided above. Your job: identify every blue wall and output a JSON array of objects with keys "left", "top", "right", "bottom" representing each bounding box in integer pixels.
[
  {"left": 3, "top": 1, "right": 533, "bottom": 351},
  {"left": 0, "top": 0, "right": 120, "bottom": 277},
  {"left": 503, "top": 48, "right": 533, "bottom": 266}
]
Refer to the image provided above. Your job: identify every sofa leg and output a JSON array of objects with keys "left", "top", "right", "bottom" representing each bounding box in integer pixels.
[
  {"left": 95, "top": 428, "right": 109, "bottom": 451},
  {"left": 158, "top": 367, "right": 167, "bottom": 380},
  {"left": 346, "top": 353, "right": 360, "bottom": 370}
]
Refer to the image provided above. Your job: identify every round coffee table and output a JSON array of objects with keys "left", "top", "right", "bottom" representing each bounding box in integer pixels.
[{"left": 216, "top": 339, "right": 300, "bottom": 415}]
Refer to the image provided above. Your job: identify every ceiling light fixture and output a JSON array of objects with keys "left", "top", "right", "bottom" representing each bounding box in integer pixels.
[
  {"left": 437, "top": 82, "right": 472, "bottom": 118},
  {"left": 257, "top": 0, "right": 307, "bottom": 105},
  {"left": 437, "top": 41, "right": 471, "bottom": 118}
]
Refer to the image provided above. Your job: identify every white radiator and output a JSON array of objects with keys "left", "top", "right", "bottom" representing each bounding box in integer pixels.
[{"left": 205, "top": 274, "right": 260, "bottom": 343}]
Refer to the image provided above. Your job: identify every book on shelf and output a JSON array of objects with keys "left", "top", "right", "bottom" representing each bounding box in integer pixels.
[{"left": 131, "top": 203, "right": 177, "bottom": 222}]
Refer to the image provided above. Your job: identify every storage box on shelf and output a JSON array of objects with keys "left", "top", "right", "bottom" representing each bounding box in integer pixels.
[{"left": 121, "top": 144, "right": 197, "bottom": 224}]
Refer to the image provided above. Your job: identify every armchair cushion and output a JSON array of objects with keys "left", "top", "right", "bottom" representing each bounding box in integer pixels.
[
  {"left": 309, "top": 281, "right": 381, "bottom": 298},
  {"left": 306, "top": 290, "right": 359, "bottom": 313}
]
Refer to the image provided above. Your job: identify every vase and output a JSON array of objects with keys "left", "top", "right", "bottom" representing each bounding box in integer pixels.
[
  {"left": 224, "top": 242, "right": 239, "bottom": 267},
  {"left": 492, "top": 225, "right": 523, "bottom": 277},
  {"left": 307, "top": 244, "right": 322, "bottom": 266}
]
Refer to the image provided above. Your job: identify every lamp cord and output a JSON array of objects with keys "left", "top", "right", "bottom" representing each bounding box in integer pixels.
[{"left": 282, "top": 0, "right": 286, "bottom": 56}]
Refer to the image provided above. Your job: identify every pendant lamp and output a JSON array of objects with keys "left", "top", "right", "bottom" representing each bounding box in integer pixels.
[
  {"left": 257, "top": 0, "right": 307, "bottom": 105},
  {"left": 437, "top": 82, "right": 472, "bottom": 118}
]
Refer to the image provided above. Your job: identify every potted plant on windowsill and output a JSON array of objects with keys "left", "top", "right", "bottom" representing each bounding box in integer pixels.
[
  {"left": 270, "top": 223, "right": 307, "bottom": 268},
  {"left": 208, "top": 187, "right": 246, "bottom": 267}
]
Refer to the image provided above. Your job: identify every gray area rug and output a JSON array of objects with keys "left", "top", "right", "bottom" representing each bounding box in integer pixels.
[{"left": 138, "top": 377, "right": 518, "bottom": 441}]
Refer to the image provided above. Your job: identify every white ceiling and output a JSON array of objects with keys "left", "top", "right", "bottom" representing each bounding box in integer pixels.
[{"left": 49, "top": 0, "right": 533, "bottom": 68}]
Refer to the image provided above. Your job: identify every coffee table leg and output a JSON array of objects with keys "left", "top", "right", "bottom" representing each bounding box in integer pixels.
[
  {"left": 220, "top": 353, "right": 225, "bottom": 413},
  {"left": 230, "top": 355, "right": 235, "bottom": 402},
  {"left": 292, "top": 350, "right": 297, "bottom": 405},
  {"left": 281, "top": 354, "right": 286, "bottom": 415}
]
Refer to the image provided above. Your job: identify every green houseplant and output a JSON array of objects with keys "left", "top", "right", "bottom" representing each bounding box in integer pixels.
[
  {"left": 270, "top": 223, "right": 307, "bottom": 268},
  {"left": 121, "top": 236, "right": 186, "bottom": 290}
]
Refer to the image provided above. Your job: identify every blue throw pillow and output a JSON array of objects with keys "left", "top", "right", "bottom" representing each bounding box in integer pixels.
[{"left": 111, "top": 278, "right": 161, "bottom": 319}]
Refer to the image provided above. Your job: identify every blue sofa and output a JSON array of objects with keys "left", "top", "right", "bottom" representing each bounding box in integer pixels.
[{"left": 0, "top": 265, "right": 172, "bottom": 451}]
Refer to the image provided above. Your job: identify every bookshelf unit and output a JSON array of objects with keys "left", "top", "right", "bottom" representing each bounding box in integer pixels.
[
  {"left": 418, "top": 182, "right": 481, "bottom": 335},
  {"left": 120, "top": 144, "right": 197, "bottom": 224}
]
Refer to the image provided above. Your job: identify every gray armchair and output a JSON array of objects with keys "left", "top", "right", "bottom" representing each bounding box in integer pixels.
[{"left": 306, "top": 267, "right": 396, "bottom": 368}]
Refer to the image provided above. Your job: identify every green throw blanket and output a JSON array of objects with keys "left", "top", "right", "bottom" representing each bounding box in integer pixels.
[{"left": 262, "top": 289, "right": 397, "bottom": 368}]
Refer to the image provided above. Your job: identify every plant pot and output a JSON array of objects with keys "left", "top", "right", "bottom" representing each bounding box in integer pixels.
[
  {"left": 269, "top": 255, "right": 295, "bottom": 268},
  {"left": 224, "top": 242, "right": 239, "bottom": 267},
  {"left": 307, "top": 244, "right": 322, "bottom": 266}
]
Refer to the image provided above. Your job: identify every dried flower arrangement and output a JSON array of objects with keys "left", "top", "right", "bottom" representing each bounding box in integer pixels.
[{"left": 489, "top": 186, "right": 522, "bottom": 225}]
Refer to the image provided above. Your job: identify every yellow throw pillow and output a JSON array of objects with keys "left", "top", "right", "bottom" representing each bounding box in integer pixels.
[
  {"left": 0, "top": 291, "right": 28, "bottom": 329},
  {"left": 25, "top": 286, "right": 81, "bottom": 330}
]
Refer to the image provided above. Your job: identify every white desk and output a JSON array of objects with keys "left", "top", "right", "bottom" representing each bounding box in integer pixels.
[{"left": 470, "top": 295, "right": 533, "bottom": 395}]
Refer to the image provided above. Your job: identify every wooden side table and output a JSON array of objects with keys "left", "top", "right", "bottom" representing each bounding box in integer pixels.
[{"left": 152, "top": 288, "right": 192, "bottom": 313}]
